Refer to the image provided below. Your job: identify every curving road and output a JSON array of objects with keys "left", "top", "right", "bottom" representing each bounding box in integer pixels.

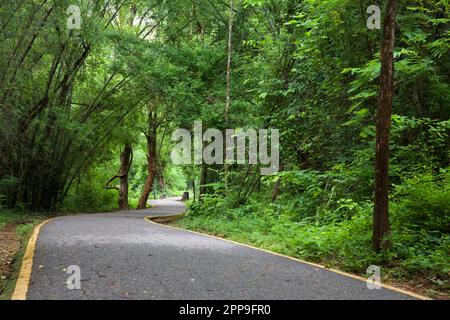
[{"left": 25, "top": 198, "right": 416, "bottom": 300}]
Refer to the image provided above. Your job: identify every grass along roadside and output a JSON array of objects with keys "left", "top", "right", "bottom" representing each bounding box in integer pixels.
[
  {"left": 0, "top": 210, "right": 46, "bottom": 300},
  {"left": 172, "top": 212, "right": 449, "bottom": 300}
]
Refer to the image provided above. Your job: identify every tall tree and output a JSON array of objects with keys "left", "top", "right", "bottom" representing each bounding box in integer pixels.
[
  {"left": 373, "top": 0, "right": 397, "bottom": 252},
  {"left": 137, "top": 103, "right": 158, "bottom": 209},
  {"left": 106, "top": 144, "right": 133, "bottom": 210},
  {"left": 224, "top": 0, "right": 235, "bottom": 191}
]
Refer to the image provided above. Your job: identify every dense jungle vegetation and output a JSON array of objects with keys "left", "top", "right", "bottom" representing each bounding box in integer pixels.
[{"left": 0, "top": 0, "right": 449, "bottom": 297}]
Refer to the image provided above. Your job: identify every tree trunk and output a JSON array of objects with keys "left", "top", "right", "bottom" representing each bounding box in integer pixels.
[
  {"left": 271, "top": 164, "right": 284, "bottom": 202},
  {"left": 137, "top": 109, "right": 157, "bottom": 209},
  {"left": 118, "top": 144, "right": 132, "bottom": 210},
  {"left": 158, "top": 174, "right": 166, "bottom": 197},
  {"left": 373, "top": 0, "right": 397, "bottom": 252},
  {"left": 105, "top": 144, "right": 133, "bottom": 210},
  {"left": 199, "top": 163, "right": 208, "bottom": 201},
  {"left": 224, "top": 0, "right": 234, "bottom": 191},
  {"left": 192, "top": 179, "right": 196, "bottom": 203}
]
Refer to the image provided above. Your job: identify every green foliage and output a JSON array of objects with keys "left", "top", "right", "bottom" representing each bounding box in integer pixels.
[
  {"left": 0, "top": 209, "right": 44, "bottom": 231},
  {"left": 392, "top": 170, "right": 450, "bottom": 234},
  {"left": 62, "top": 165, "right": 117, "bottom": 213}
]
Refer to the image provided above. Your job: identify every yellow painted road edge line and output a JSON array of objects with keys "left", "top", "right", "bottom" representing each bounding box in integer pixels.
[
  {"left": 11, "top": 219, "right": 53, "bottom": 300},
  {"left": 145, "top": 215, "right": 431, "bottom": 301}
]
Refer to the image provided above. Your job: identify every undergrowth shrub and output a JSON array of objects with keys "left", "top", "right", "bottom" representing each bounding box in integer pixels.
[{"left": 63, "top": 166, "right": 117, "bottom": 213}]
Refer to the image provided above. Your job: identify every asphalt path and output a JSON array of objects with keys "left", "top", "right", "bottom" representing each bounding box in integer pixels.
[{"left": 26, "top": 198, "right": 415, "bottom": 300}]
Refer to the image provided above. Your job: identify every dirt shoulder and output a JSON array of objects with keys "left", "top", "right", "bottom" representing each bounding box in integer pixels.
[
  {"left": 0, "top": 224, "right": 21, "bottom": 284},
  {"left": 0, "top": 212, "right": 46, "bottom": 300}
]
